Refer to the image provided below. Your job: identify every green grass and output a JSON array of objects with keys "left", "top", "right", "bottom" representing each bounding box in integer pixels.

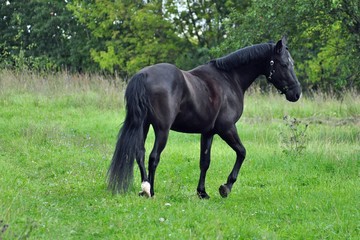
[{"left": 0, "top": 70, "right": 359, "bottom": 239}]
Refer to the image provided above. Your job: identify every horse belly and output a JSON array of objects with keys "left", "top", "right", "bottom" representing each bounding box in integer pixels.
[{"left": 170, "top": 111, "right": 215, "bottom": 133}]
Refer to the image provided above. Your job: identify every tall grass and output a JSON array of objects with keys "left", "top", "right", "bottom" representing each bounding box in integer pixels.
[
  {"left": 0, "top": 69, "right": 125, "bottom": 110},
  {"left": 0, "top": 70, "right": 359, "bottom": 239},
  {"left": 244, "top": 85, "right": 360, "bottom": 120}
]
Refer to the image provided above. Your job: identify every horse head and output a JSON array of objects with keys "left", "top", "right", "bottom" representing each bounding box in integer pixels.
[{"left": 267, "top": 37, "right": 302, "bottom": 102}]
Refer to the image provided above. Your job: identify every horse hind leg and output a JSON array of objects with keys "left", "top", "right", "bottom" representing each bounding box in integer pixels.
[
  {"left": 147, "top": 128, "right": 170, "bottom": 197},
  {"left": 138, "top": 122, "right": 151, "bottom": 197}
]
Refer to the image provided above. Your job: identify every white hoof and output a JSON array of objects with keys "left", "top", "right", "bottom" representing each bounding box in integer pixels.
[{"left": 141, "top": 181, "right": 151, "bottom": 197}]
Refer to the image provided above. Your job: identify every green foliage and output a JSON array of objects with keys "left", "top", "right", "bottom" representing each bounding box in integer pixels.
[
  {"left": 165, "top": 0, "right": 251, "bottom": 68},
  {"left": 1, "top": 0, "right": 247, "bottom": 75},
  {"left": 165, "top": 0, "right": 248, "bottom": 48},
  {"left": 0, "top": 0, "right": 97, "bottom": 72},
  {"left": 306, "top": 22, "right": 351, "bottom": 90},
  {"left": 174, "top": 47, "right": 211, "bottom": 71},
  {"left": 125, "top": 4, "right": 185, "bottom": 74},
  {"left": 68, "top": 1, "right": 186, "bottom": 78}
]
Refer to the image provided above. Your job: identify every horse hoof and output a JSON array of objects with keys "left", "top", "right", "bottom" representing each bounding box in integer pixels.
[
  {"left": 219, "top": 184, "right": 230, "bottom": 198},
  {"left": 139, "top": 191, "right": 155, "bottom": 198},
  {"left": 139, "top": 191, "right": 149, "bottom": 197},
  {"left": 197, "top": 191, "right": 210, "bottom": 199},
  {"left": 141, "top": 181, "right": 151, "bottom": 197}
]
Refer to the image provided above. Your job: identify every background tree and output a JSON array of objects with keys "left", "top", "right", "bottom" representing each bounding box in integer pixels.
[
  {"left": 68, "top": 0, "right": 187, "bottom": 79},
  {"left": 165, "top": 0, "right": 250, "bottom": 69},
  {"left": 0, "top": 0, "right": 96, "bottom": 72}
]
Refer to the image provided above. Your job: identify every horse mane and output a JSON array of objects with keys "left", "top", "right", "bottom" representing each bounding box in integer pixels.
[{"left": 213, "top": 43, "right": 274, "bottom": 71}]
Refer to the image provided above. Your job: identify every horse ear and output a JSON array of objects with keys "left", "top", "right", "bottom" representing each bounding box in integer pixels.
[
  {"left": 275, "top": 37, "right": 286, "bottom": 54},
  {"left": 275, "top": 40, "right": 283, "bottom": 54}
]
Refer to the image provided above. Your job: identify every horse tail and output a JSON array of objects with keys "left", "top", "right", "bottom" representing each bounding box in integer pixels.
[{"left": 107, "top": 72, "right": 149, "bottom": 193}]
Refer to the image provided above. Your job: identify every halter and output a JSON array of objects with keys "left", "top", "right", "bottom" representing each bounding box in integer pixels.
[
  {"left": 267, "top": 60, "right": 275, "bottom": 81},
  {"left": 267, "top": 59, "right": 299, "bottom": 95}
]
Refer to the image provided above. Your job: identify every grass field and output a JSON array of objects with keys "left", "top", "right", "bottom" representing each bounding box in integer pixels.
[{"left": 0, "top": 70, "right": 359, "bottom": 239}]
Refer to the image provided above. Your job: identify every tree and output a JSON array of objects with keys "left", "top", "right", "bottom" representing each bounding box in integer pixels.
[
  {"left": 0, "top": 0, "right": 97, "bottom": 71},
  {"left": 68, "top": 0, "right": 187, "bottom": 78},
  {"left": 165, "top": 0, "right": 250, "bottom": 69}
]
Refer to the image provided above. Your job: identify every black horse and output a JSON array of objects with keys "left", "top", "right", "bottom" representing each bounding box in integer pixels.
[{"left": 108, "top": 37, "right": 301, "bottom": 199}]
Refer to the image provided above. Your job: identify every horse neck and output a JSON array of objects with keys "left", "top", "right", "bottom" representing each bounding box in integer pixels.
[{"left": 231, "top": 58, "right": 270, "bottom": 92}]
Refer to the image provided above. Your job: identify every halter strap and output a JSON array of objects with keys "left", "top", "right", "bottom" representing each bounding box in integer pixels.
[{"left": 267, "top": 60, "right": 275, "bottom": 81}]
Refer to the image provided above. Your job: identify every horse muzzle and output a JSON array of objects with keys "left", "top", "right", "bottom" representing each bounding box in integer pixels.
[{"left": 285, "top": 84, "right": 302, "bottom": 102}]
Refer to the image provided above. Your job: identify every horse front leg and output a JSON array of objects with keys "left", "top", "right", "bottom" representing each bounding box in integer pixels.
[
  {"left": 218, "top": 125, "right": 246, "bottom": 198},
  {"left": 197, "top": 133, "right": 214, "bottom": 199}
]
